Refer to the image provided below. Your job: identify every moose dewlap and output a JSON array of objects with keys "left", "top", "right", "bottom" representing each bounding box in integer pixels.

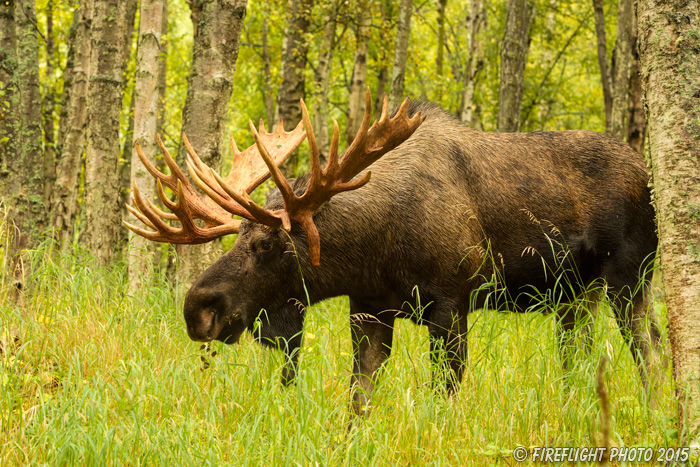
[{"left": 126, "top": 89, "right": 664, "bottom": 415}]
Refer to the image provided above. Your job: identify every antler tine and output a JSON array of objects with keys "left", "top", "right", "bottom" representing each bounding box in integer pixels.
[
  {"left": 340, "top": 87, "right": 373, "bottom": 174},
  {"left": 157, "top": 134, "right": 189, "bottom": 187},
  {"left": 325, "top": 119, "right": 341, "bottom": 176},
  {"left": 125, "top": 201, "right": 156, "bottom": 230},
  {"left": 209, "top": 168, "right": 283, "bottom": 227},
  {"left": 229, "top": 134, "right": 240, "bottom": 155},
  {"left": 135, "top": 141, "right": 171, "bottom": 185},
  {"left": 249, "top": 119, "right": 296, "bottom": 213},
  {"left": 300, "top": 99, "right": 322, "bottom": 184},
  {"left": 131, "top": 181, "right": 179, "bottom": 236},
  {"left": 181, "top": 133, "right": 210, "bottom": 176},
  {"left": 379, "top": 93, "right": 390, "bottom": 123}
]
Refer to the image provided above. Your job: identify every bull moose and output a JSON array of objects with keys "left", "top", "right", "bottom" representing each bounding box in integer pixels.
[{"left": 125, "top": 89, "right": 665, "bottom": 414}]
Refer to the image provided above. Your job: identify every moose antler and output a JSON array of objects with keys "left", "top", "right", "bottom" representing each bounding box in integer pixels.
[
  {"left": 125, "top": 88, "right": 424, "bottom": 265},
  {"left": 249, "top": 88, "right": 424, "bottom": 265},
  {"left": 123, "top": 121, "right": 306, "bottom": 243}
]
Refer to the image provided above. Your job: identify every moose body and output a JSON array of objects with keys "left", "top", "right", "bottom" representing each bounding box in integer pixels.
[{"left": 177, "top": 101, "right": 664, "bottom": 413}]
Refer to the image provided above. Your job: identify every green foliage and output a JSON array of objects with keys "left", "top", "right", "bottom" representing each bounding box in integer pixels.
[
  {"left": 29, "top": 0, "right": 622, "bottom": 221},
  {"left": 0, "top": 244, "right": 681, "bottom": 465}
]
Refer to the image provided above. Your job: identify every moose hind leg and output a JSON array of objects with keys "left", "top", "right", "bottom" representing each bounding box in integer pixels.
[
  {"left": 610, "top": 284, "right": 666, "bottom": 407},
  {"left": 349, "top": 299, "right": 396, "bottom": 416},
  {"left": 556, "top": 289, "right": 599, "bottom": 372},
  {"left": 427, "top": 307, "right": 468, "bottom": 394}
]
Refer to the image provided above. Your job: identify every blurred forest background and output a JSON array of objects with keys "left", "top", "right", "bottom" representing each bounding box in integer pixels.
[{"left": 0, "top": 0, "right": 645, "bottom": 284}]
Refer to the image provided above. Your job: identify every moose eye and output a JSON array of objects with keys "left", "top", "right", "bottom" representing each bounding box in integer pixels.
[{"left": 257, "top": 239, "right": 273, "bottom": 252}]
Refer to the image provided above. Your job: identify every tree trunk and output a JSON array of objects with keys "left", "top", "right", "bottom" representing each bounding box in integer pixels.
[
  {"left": 373, "top": 0, "right": 391, "bottom": 120},
  {"left": 261, "top": 15, "right": 275, "bottom": 127},
  {"left": 157, "top": 0, "right": 168, "bottom": 140},
  {"left": 610, "top": 0, "right": 634, "bottom": 140},
  {"left": 638, "top": 0, "right": 700, "bottom": 447},
  {"left": 593, "top": 0, "right": 613, "bottom": 133},
  {"left": 128, "top": 0, "right": 166, "bottom": 288},
  {"left": 0, "top": 1, "right": 21, "bottom": 256},
  {"left": 83, "top": 0, "right": 133, "bottom": 264},
  {"left": 497, "top": 0, "right": 532, "bottom": 132},
  {"left": 117, "top": 0, "right": 139, "bottom": 250},
  {"left": 312, "top": 0, "right": 338, "bottom": 162},
  {"left": 278, "top": 0, "right": 313, "bottom": 176},
  {"left": 459, "top": 0, "right": 486, "bottom": 126},
  {"left": 388, "top": 0, "right": 413, "bottom": 111},
  {"left": 346, "top": 0, "right": 372, "bottom": 145},
  {"left": 42, "top": 0, "right": 56, "bottom": 207},
  {"left": 49, "top": 0, "right": 93, "bottom": 248},
  {"left": 626, "top": 8, "right": 645, "bottom": 154},
  {"left": 174, "top": 0, "right": 248, "bottom": 286},
  {"left": 436, "top": 0, "right": 448, "bottom": 85},
  {"left": 3, "top": 0, "right": 45, "bottom": 256}
]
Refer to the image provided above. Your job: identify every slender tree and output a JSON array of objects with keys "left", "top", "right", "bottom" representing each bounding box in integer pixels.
[
  {"left": 459, "top": 0, "right": 486, "bottom": 126},
  {"left": 373, "top": 0, "right": 391, "bottom": 119},
  {"left": 83, "top": 0, "right": 134, "bottom": 264},
  {"left": 593, "top": 0, "right": 636, "bottom": 139},
  {"left": 436, "top": 0, "right": 448, "bottom": 77},
  {"left": 128, "top": 0, "right": 166, "bottom": 287},
  {"left": 388, "top": 0, "right": 412, "bottom": 110},
  {"left": 312, "top": 0, "right": 339, "bottom": 162},
  {"left": 50, "top": 0, "right": 93, "bottom": 248},
  {"left": 278, "top": 0, "right": 313, "bottom": 176},
  {"left": 0, "top": 1, "right": 21, "bottom": 252},
  {"left": 42, "top": 0, "right": 56, "bottom": 206},
  {"left": 157, "top": 0, "right": 168, "bottom": 140},
  {"left": 0, "top": 0, "right": 45, "bottom": 263},
  {"left": 497, "top": 0, "right": 532, "bottom": 132},
  {"left": 261, "top": 15, "right": 275, "bottom": 127},
  {"left": 626, "top": 9, "right": 645, "bottom": 154},
  {"left": 346, "top": 0, "right": 371, "bottom": 146},
  {"left": 174, "top": 0, "right": 248, "bottom": 285},
  {"left": 592, "top": 0, "right": 612, "bottom": 131},
  {"left": 638, "top": 0, "right": 700, "bottom": 446},
  {"left": 609, "top": 0, "right": 634, "bottom": 140}
]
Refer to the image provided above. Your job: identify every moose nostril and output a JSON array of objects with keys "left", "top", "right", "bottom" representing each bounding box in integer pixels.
[{"left": 186, "top": 309, "right": 215, "bottom": 341}]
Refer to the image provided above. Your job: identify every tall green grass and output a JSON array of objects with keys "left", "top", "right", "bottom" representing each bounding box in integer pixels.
[{"left": 0, "top": 238, "right": 681, "bottom": 465}]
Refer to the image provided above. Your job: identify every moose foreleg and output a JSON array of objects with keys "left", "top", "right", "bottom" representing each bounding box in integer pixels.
[
  {"left": 349, "top": 299, "right": 395, "bottom": 416},
  {"left": 427, "top": 308, "right": 468, "bottom": 394}
]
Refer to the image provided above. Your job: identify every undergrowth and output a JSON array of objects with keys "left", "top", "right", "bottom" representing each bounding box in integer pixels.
[{"left": 0, "top": 236, "right": 681, "bottom": 465}]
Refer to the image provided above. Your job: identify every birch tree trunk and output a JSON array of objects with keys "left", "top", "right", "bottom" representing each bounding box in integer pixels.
[
  {"left": 174, "top": 0, "right": 248, "bottom": 286},
  {"left": 312, "top": 0, "right": 338, "bottom": 162},
  {"left": 638, "top": 0, "right": 700, "bottom": 447},
  {"left": 388, "top": 0, "right": 413, "bottom": 111},
  {"left": 261, "top": 15, "right": 275, "bottom": 126},
  {"left": 436, "top": 0, "right": 448, "bottom": 101},
  {"left": 83, "top": 0, "right": 133, "bottom": 264},
  {"left": 42, "top": 1, "right": 56, "bottom": 206},
  {"left": 497, "top": 0, "right": 532, "bottom": 132},
  {"left": 459, "top": 0, "right": 486, "bottom": 125},
  {"left": 278, "top": 0, "right": 312, "bottom": 176},
  {"left": 592, "top": 0, "right": 613, "bottom": 132},
  {"left": 128, "top": 0, "right": 166, "bottom": 288},
  {"left": 610, "top": 0, "right": 634, "bottom": 140},
  {"left": 49, "top": 0, "right": 93, "bottom": 248},
  {"left": 373, "top": 0, "right": 391, "bottom": 120},
  {"left": 346, "top": 0, "right": 371, "bottom": 145},
  {"left": 626, "top": 8, "right": 645, "bottom": 154},
  {"left": 157, "top": 0, "right": 168, "bottom": 139},
  {"left": 0, "top": 1, "right": 21, "bottom": 256},
  {"left": 0, "top": 0, "right": 45, "bottom": 261}
]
